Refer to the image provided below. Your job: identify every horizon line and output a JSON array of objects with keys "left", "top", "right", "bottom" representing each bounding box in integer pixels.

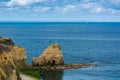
[{"left": 0, "top": 21, "right": 120, "bottom": 23}]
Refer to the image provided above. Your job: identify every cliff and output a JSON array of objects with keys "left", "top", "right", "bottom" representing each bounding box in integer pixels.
[
  {"left": 12, "top": 46, "right": 27, "bottom": 68},
  {"left": 0, "top": 37, "right": 27, "bottom": 80}
]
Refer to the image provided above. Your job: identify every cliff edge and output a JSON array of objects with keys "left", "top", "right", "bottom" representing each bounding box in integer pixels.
[{"left": 0, "top": 37, "right": 27, "bottom": 80}]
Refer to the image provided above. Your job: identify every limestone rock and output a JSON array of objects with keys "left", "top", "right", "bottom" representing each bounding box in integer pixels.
[
  {"left": 12, "top": 46, "right": 27, "bottom": 68},
  {"left": 0, "top": 44, "right": 18, "bottom": 80},
  {"left": 32, "top": 44, "right": 64, "bottom": 66},
  {"left": 0, "top": 37, "right": 27, "bottom": 68},
  {"left": 0, "top": 37, "right": 27, "bottom": 80}
]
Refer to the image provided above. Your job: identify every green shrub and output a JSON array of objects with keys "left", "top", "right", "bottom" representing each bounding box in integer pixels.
[{"left": 20, "top": 66, "right": 41, "bottom": 79}]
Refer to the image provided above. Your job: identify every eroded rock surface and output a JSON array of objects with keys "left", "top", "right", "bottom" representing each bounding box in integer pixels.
[
  {"left": 39, "top": 63, "right": 96, "bottom": 70},
  {"left": 32, "top": 44, "right": 64, "bottom": 66},
  {"left": 0, "top": 37, "right": 27, "bottom": 80},
  {"left": 12, "top": 46, "right": 27, "bottom": 68}
]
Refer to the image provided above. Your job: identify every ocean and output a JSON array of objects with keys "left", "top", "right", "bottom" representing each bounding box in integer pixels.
[{"left": 0, "top": 22, "right": 120, "bottom": 80}]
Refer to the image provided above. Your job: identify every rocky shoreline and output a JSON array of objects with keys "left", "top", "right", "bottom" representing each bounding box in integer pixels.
[
  {"left": 0, "top": 37, "right": 96, "bottom": 80},
  {"left": 33, "top": 63, "right": 96, "bottom": 71}
]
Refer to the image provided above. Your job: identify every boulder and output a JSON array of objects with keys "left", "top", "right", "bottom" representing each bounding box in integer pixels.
[{"left": 32, "top": 44, "right": 64, "bottom": 66}]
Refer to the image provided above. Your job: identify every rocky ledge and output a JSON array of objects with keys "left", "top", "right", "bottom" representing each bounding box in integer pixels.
[{"left": 36, "top": 63, "right": 96, "bottom": 71}]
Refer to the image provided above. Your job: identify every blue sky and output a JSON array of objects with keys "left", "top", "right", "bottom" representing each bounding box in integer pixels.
[{"left": 0, "top": 0, "right": 120, "bottom": 22}]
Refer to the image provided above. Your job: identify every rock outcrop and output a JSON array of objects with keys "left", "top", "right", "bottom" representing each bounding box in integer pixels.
[
  {"left": 12, "top": 46, "right": 27, "bottom": 68},
  {"left": 0, "top": 43, "right": 18, "bottom": 80},
  {"left": 32, "top": 44, "right": 64, "bottom": 66},
  {"left": 0, "top": 38, "right": 14, "bottom": 45},
  {"left": 0, "top": 37, "right": 27, "bottom": 80}
]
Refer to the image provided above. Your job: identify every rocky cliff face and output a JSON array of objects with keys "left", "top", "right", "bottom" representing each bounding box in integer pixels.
[
  {"left": 32, "top": 44, "right": 64, "bottom": 66},
  {"left": 12, "top": 46, "right": 27, "bottom": 68},
  {"left": 0, "top": 37, "right": 27, "bottom": 80}
]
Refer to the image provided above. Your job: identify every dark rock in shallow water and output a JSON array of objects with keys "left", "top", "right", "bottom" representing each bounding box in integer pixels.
[{"left": 38, "top": 63, "right": 96, "bottom": 70}]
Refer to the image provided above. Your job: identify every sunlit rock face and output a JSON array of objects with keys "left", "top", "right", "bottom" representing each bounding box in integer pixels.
[
  {"left": 0, "top": 43, "right": 18, "bottom": 80},
  {"left": 0, "top": 37, "right": 27, "bottom": 80},
  {"left": 32, "top": 44, "right": 64, "bottom": 66},
  {"left": 12, "top": 46, "right": 27, "bottom": 68}
]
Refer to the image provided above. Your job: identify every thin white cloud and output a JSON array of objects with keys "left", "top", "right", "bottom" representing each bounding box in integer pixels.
[
  {"left": 7, "top": 0, "right": 44, "bottom": 6},
  {"left": 94, "top": 7, "right": 104, "bottom": 13},
  {"left": 54, "top": 5, "right": 77, "bottom": 13},
  {"left": 33, "top": 6, "right": 51, "bottom": 12},
  {"left": 63, "top": 5, "right": 77, "bottom": 12},
  {"left": 80, "top": 1, "right": 117, "bottom": 14},
  {"left": 4, "top": 0, "right": 120, "bottom": 15}
]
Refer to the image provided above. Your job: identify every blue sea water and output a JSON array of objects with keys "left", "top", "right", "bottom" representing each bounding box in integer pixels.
[{"left": 0, "top": 22, "right": 120, "bottom": 80}]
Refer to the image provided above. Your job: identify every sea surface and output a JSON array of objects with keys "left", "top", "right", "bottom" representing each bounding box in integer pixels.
[{"left": 0, "top": 22, "right": 120, "bottom": 80}]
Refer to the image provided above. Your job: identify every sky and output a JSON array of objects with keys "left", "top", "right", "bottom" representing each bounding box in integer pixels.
[{"left": 0, "top": 0, "right": 120, "bottom": 22}]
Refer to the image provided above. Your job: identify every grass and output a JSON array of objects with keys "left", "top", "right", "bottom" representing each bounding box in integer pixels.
[{"left": 20, "top": 66, "right": 41, "bottom": 79}]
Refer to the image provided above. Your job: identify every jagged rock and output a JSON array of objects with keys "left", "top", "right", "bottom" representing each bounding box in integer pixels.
[
  {"left": 43, "top": 63, "right": 96, "bottom": 70},
  {"left": 12, "top": 46, "right": 27, "bottom": 68},
  {"left": 32, "top": 63, "right": 96, "bottom": 71},
  {"left": 0, "top": 38, "right": 27, "bottom": 68},
  {"left": 32, "top": 44, "right": 64, "bottom": 66},
  {"left": 0, "top": 44, "right": 18, "bottom": 80},
  {"left": 0, "top": 38, "right": 14, "bottom": 45},
  {"left": 0, "top": 37, "right": 27, "bottom": 80}
]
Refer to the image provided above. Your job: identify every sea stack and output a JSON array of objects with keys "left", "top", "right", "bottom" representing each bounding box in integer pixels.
[{"left": 32, "top": 44, "right": 64, "bottom": 66}]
